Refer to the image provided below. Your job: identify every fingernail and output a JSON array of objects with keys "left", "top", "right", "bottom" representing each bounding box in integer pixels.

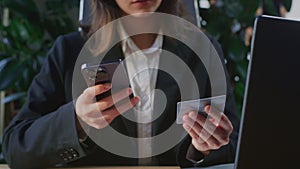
[
  {"left": 205, "top": 105, "right": 211, "bottom": 113},
  {"left": 104, "top": 83, "right": 111, "bottom": 89},
  {"left": 182, "top": 114, "right": 188, "bottom": 122},
  {"left": 183, "top": 124, "right": 189, "bottom": 130},
  {"left": 188, "top": 111, "right": 197, "bottom": 118},
  {"left": 134, "top": 96, "right": 140, "bottom": 103}
]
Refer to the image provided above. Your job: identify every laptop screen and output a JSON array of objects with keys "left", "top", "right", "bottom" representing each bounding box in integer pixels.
[{"left": 235, "top": 15, "right": 300, "bottom": 169}]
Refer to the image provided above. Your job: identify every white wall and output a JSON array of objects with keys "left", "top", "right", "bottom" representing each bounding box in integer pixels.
[{"left": 286, "top": 0, "right": 300, "bottom": 20}]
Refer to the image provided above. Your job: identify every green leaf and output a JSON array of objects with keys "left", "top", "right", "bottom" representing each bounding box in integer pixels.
[
  {"left": 4, "top": 0, "right": 40, "bottom": 23},
  {"left": 224, "top": 0, "right": 243, "bottom": 18},
  {"left": 281, "top": 0, "right": 292, "bottom": 11},
  {"left": 0, "top": 58, "right": 23, "bottom": 90},
  {"left": 263, "top": 0, "right": 280, "bottom": 16},
  {"left": 238, "top": 0, "right": 260, "bottom": 24},
  {"left": 227, "top": 36, "right": 247, "bottom": 62},
  {"left": 236, "top": 63, "right": 247, "bottom": 80},
  {"left": 235, "top": 81, "right": 245, "bottom": 98},
  {"left": 2, "top": 92, "right": 27, "bottom": 104},
  {"left": 0, "top": 57, "right": 14, "bottom": 72}
]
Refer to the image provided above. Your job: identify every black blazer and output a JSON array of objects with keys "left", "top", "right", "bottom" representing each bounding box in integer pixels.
[{"left": 2, "top": 31, "right": 239, "bottom": 169}]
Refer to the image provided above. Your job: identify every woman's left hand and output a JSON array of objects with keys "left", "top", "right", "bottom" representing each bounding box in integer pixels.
[{"left": 182, "top": 105, "right": 233, "bottom": 155}]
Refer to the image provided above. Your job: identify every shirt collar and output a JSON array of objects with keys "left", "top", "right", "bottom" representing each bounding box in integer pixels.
[{"left": 118, "top": 23, "right": 163, "bottom": 55}]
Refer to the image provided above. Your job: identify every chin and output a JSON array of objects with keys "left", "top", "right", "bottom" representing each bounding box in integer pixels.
[{"left": 129, "top": 11, "right": 156, "bottom": 17}]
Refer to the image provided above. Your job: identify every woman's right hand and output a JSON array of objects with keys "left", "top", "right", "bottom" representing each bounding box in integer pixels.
[{"left": 75, "top": 83, "right": 140, "bottom": 130}]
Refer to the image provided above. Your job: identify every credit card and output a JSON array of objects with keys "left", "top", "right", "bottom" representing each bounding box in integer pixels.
[{"left": 176, "top": 95, "right": 226, "bottom": 124}]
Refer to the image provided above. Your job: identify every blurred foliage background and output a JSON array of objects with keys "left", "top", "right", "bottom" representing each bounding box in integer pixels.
[
  {"left": 0, "top": 0, "right": 79, "bottom": 119},
  {"left": 0, "top": 0, "right": 293, "bottom": 163},
  {"left": 0, "top": 0, "right": 79, "bottom": 163},
  {"left": 199, "top": 0, "right": 291, "bottom": 113}
]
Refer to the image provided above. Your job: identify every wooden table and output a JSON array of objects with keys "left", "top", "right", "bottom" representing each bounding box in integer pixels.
[
  {"left": 0, "top": 165, "right": 9, "bottom": 169},
  {"left": 0, "top": 165, "right": 180, "bottom": 169}
]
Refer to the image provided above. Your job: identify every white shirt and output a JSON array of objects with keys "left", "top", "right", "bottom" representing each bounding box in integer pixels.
[{"left": 121, "top": 31, "right": 163, "bottom": 163}]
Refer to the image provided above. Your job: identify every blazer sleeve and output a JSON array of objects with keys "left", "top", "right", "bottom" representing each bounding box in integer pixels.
[
  {"left": 177, "top": 35, "right": 240, "bottom": 168},
  {"left": 2, "top": 34, "right": 87, "bottom": 169}
]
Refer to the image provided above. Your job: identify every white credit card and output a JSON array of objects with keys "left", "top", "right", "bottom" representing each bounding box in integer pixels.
[{"left": 176, "top": 95, "right": 226, "bottom": 124}]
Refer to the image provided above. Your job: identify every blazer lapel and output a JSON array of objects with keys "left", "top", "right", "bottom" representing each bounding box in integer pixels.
[
  {"left": 104, "top": 43, "right": 138, "bottom": 138},
  {"left": 102, "top": 43, "right": 125, "bottom": 61},
  {"left": 152, "top": 36, "right": 188, "bottom": 136}
]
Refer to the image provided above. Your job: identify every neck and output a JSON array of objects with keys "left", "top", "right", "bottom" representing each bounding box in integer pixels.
[
  {"left": 131, "top": 33, "right": 157, "bottom": 50},
  {"left": 120, "top": 14, "right": 159, "bottom": 50}
]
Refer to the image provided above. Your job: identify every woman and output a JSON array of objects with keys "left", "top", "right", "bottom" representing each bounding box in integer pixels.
[{"left": 2, "top": 0, "right": 240, "bottom": 168}]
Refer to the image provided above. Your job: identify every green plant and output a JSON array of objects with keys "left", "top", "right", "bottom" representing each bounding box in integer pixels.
[
  {"left": 0, "top": 0, "right": 79, "bottom": 109},
  {"left": 201, "top": 0, "right": 291, "bottom": 114},
  {"left": 0, "top": 0, "right": 79, "bottom": 160}
]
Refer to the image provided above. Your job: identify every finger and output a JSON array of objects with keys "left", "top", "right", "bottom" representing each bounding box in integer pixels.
[
  {"left": 82, "top": 110, "right": 102, "bottom": 126},
  {"left": 183, "top": 114, "right": 215, "bottom": 144},
  {"left": 205, "top": 105, "right": 222, "bottom": 121},
  {"left": 101, "top": 96, "right": 140, "bottom": 119},
  {"left": 183, "top": 112, "right": 215, "bottom": 141},
  {"left": 188, "top": 111, "right": 216, "bottom": 135},
  {"left": 85, "top": 117, "right": 110, "bottom": 130},
  {"left": 85, "top": 97, "right": 139, "bottom": 129},
  {"left": 183, "top": 114, "right": 203, "bottom": 136},
  {"left": 186, "top": 124, "right": 224, "bottom": 151},
  {"left": 83, "top": 83, "right": 111, "bottom": 100},
  {"left": 183, "top": 124, "right": 208, "bottom": 145},
  {"left": 187, "top": 124, "right": 223, "bottom": 151},
  {"left": 188, "top": 111, "right": 229, "bottom": 143},
  {"left": 204, "top": 124, "right": 230, "bottom": 144},
  {"left": 192, "top": 138, "right": 209, "bottom": 151},
  {"left": 182, "top": 121, "right": 199, "bottom": 140},
  {"left": 97, "top": 88, "right": 133, "bottom": 111},
  {"left": 205, "top": 105, "right": 233, "bottom": 132},
  {"left": 218, "top": 114, "right": 233, "bottom": 132},
  {"left": 82, "top": 108, "right": 117, "bottom": 130},
  {"left": 87, "top": 95, "right": 138, "bottom": 121},
  {"left": 184, "top": 119, "right": 226, "bottom": 151},
  {"left": 203, "top": 136, "right": 223, "bottom": 150},
  {"left": 197, "top": 124, "right": 212, "bottom": 142}
]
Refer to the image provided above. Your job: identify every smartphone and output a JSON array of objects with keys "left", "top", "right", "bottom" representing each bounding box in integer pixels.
[{"left": 81, "top": 59, "right": 131, "bottom": 100}]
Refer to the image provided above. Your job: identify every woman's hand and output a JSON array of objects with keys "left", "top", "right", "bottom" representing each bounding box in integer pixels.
[
  {"left": 75, "top": 83, "right": 139, "bottom": 130},
  {"left": 182, "top": 105, "right": 233, "bottom": 155}
]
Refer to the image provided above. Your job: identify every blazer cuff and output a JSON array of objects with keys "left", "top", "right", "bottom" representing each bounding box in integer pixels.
[
  {"left": 186, "top": 144, "right": 205, "bottom": 166},
  {"left": 55, "top": 102, "right": 88, "bottom": 164}
]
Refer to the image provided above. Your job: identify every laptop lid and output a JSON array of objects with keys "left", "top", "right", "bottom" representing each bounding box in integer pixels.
[{"left": 234, "top": 15, "right": 300, "bottom": 169}]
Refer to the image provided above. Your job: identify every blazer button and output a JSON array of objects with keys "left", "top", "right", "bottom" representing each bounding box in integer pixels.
[
  {"left": 59, "top": 147, "right": 79, "bottom": 161},
  {"left": 60, "top": 150, "right": 71, "bottom": 161},
  {"left": 69, "top": 148, "right": 79, "bottom": 158},
  {"left": 73, "top": 153, "right": 78, "bottom": 157},
  {"left": 60, "top": 153, "right": 67, "bottom": 160}
]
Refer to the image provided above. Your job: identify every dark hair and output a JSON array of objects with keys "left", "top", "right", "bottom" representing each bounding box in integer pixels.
[{"left": 88, "top": 0, "right": 185, "bottom": 37}]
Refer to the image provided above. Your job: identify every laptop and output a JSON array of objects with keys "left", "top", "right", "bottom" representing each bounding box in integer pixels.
[
  {"left": 235, "top": 16, "right": 300, "bottom": 169},
  {"left": 234, "top": 15, "right": 300, "bottom": 169},
  {"left": 186, "top": 15, "right": 300, "bottom": 169}
]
